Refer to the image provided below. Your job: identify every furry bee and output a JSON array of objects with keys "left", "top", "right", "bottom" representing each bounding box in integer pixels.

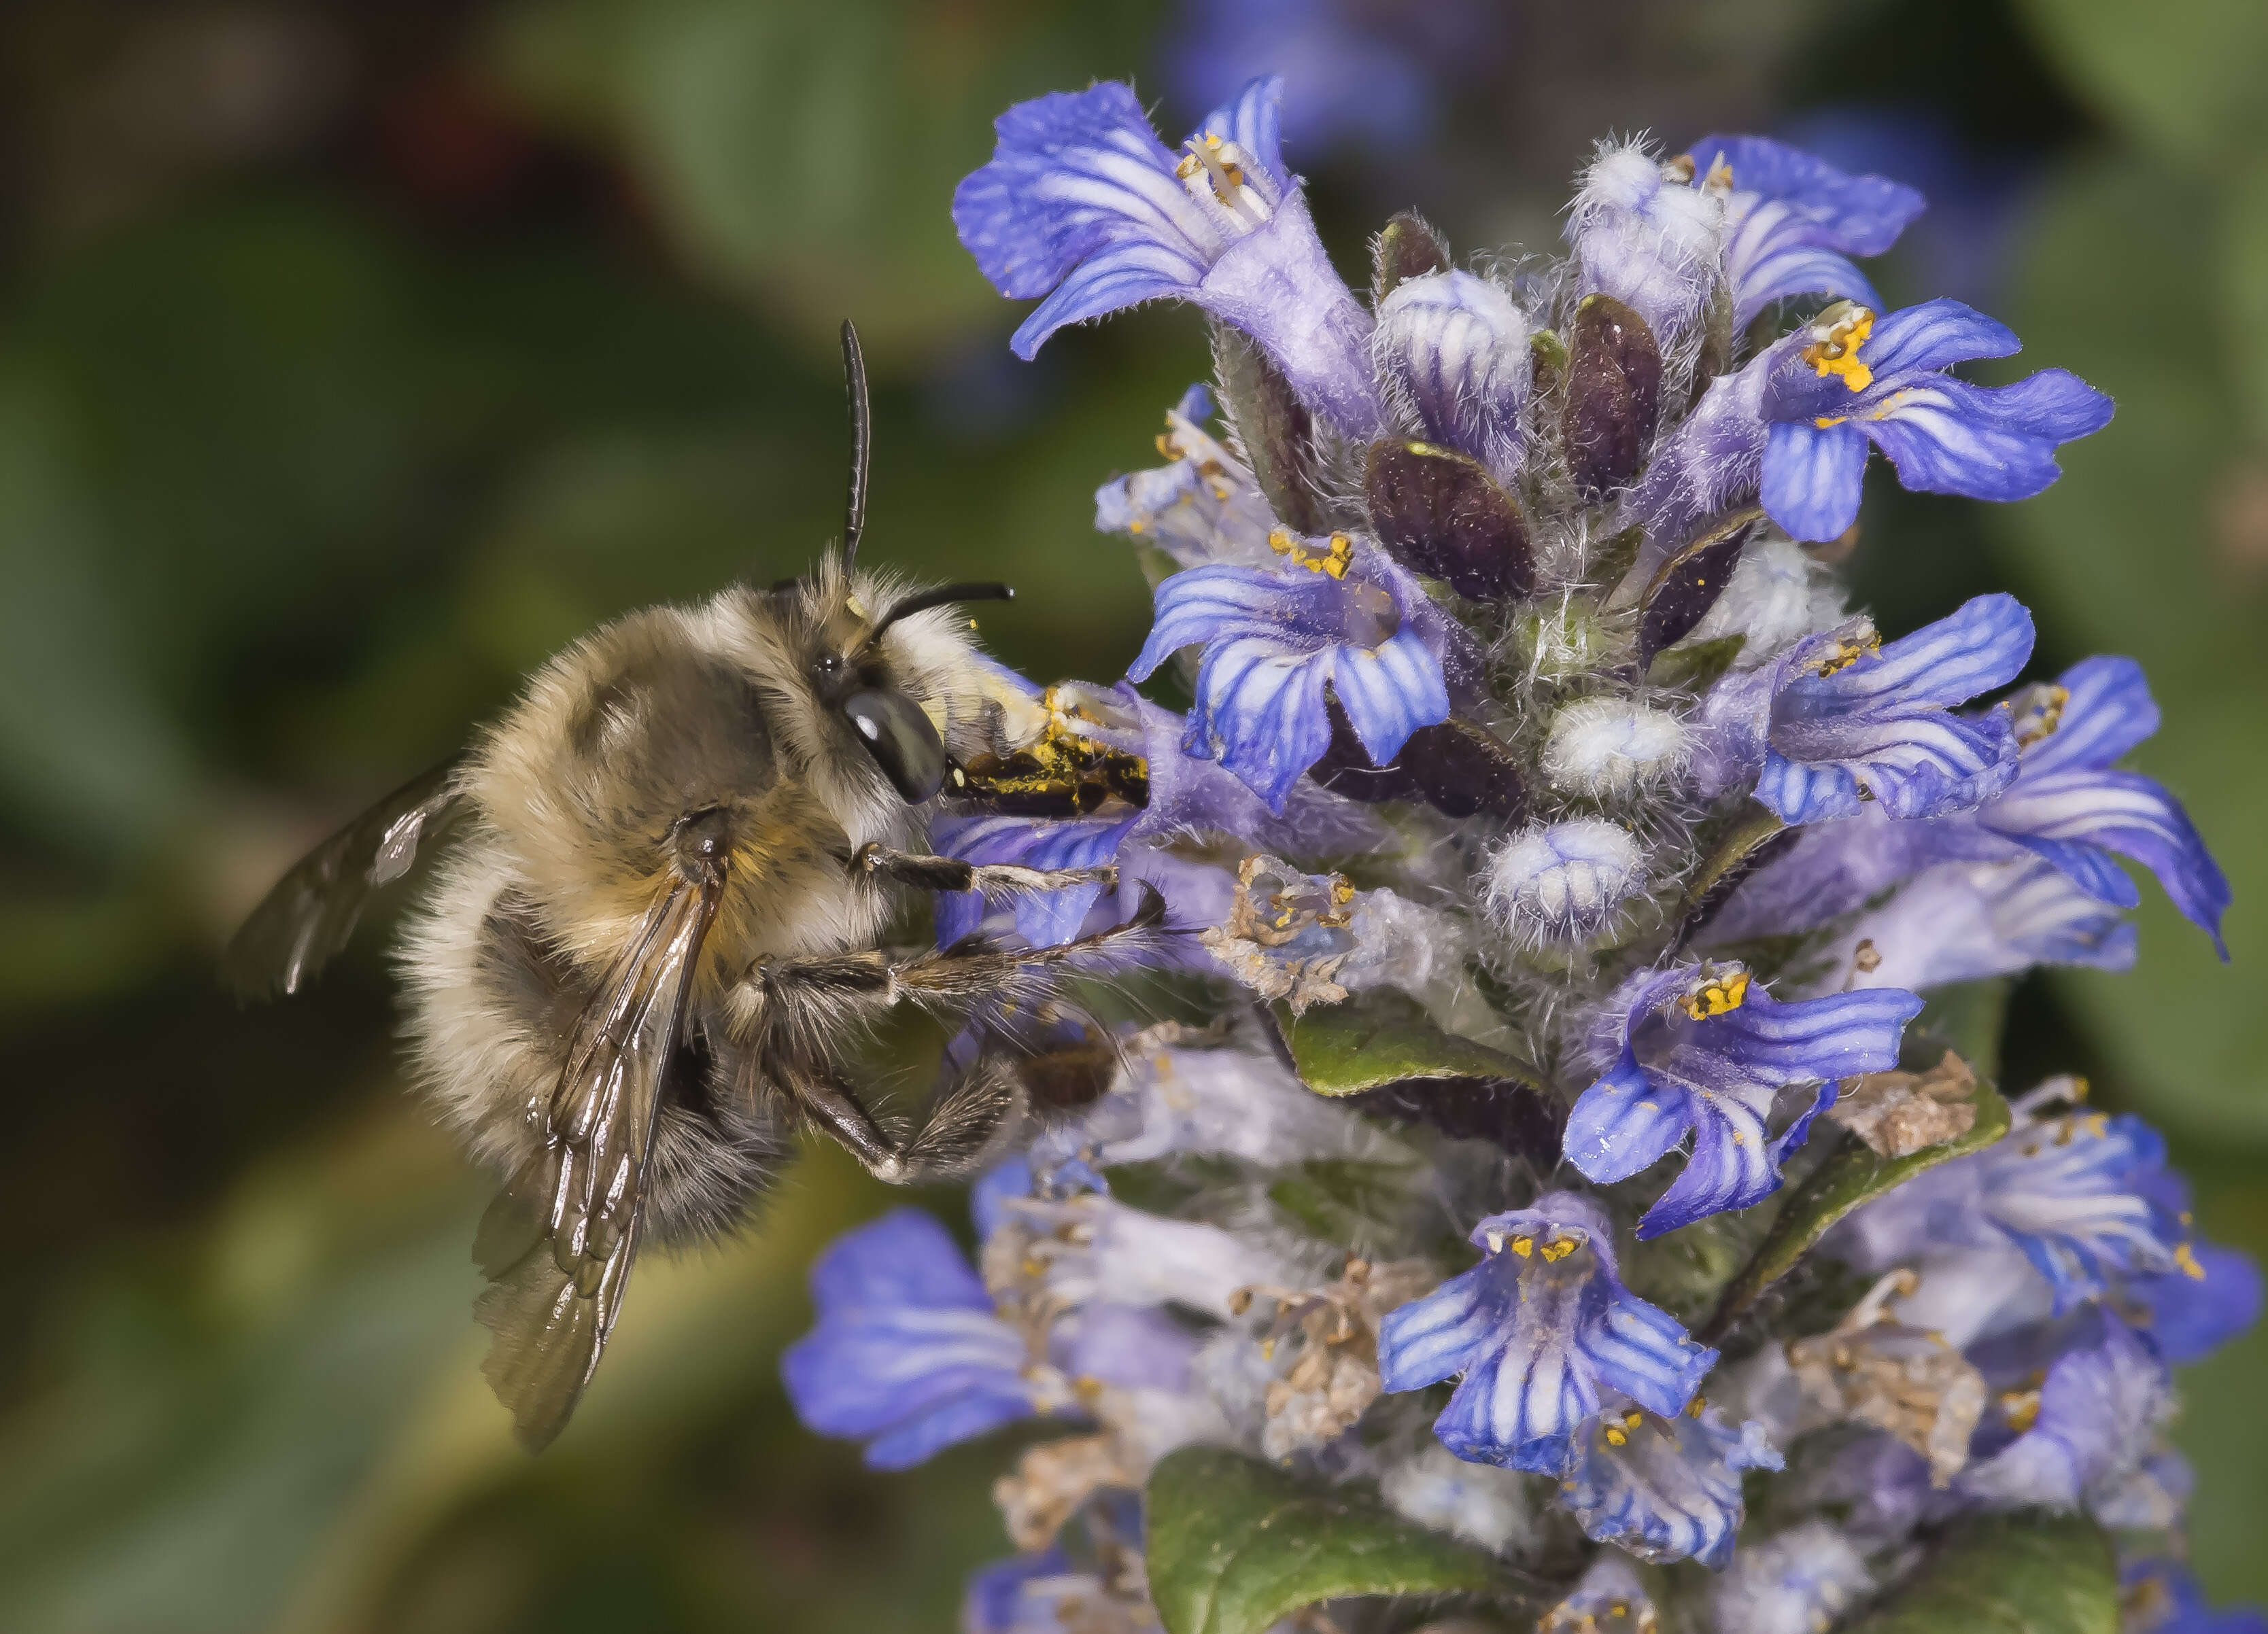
[{"left": 226, "top": 324, "right": 1159, "bottom": 1448}]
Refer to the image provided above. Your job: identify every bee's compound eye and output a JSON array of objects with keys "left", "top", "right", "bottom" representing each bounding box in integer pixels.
[{"left": 841, "top": 688, "right": 947, "bottom": 803}]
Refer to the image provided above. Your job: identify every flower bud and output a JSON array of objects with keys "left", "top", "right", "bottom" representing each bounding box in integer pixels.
[
  {"left": 1481, "top": 818, "right": 1646, "bottom": 945},
  {"left": 1561, "top": 294, "right": 1663, "bottom": 498},
  {"left": 1364, "top": 440, "right": 1532, "bottom": 601},
  {"left": 1542, "top": 697, "right": 1690, "bottom": 797},
  {"left": 1373, "top": 269, "right": 1532, "bottom": 481}
]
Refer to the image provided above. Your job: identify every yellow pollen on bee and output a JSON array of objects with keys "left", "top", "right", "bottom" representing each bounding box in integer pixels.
[
  {"left": 1802, "top": 308, "right": 1876, "bottom": 392},
  {"left": 2176, "top": 1241, "right": 2207, "bottom": 1281},
  {"left": 1679, "top": 969, "right": 1751, "bottom": 1019},
  {"left": 1267, "top": 527, "right": 1354, "bottom": 578},
  {"left": 1509, "top": 1234, "right": 1535, "bottom": 1259}
]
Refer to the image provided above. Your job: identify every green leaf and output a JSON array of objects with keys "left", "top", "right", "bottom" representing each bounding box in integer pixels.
[
  {"left": 1144, "top": 1447, "right": 1521, "bottom": 1634},
  {"left": 1269, "top": 992, "right": 1536, "bottom": 1096},
  {"left": 2016, "top": 0, "right": 2268, "bottom": 164},
  {"left": 1844, "top": 1510, "right": 2117, "bottom": 1634},
  {"left": 1700, "top": 981, "right": 2012, "bottom": 1340}
]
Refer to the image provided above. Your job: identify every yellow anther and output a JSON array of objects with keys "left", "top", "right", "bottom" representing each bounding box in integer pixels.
[
  {"left": 1701, "top": 155, "right": 1735, "bottom": 196},
  {"left": 1266, "top": 527, "right": 1354, "bottom": 578},
  {"left": 2176, "top": 1241, "right": 2207, "bottom": 1281},
  {"left": 1813, "top": 633, "right": 1881, "bottom": 676},
  {"left": 1177, "top": 133, "right": 1250, "bottom": 202},
  {"left": 1602, "top": 1423, "right": 1628, "bottom": 1447},
  {"left": 1509, "top": 1234, "right": 1535, "bottom": 1259},
  {"left": 1621, "top": 1408, "right": 1644, "bottom": 1429},
  {"left": 1999, "top": 1387, "right": 2042, "bottom": 1434},
  {"left": 2012, "top": 683, "right": 2070, "bottom": 748},
  {"left": 1663, "top": 154, "right": 1697, "bottom": 184},
  {"left": 1540, "top": 1234, "right": 1579, "bottom": 1263},
  {"left": 1802, "top": 306, "right": 1876, "bottom": 391},
  {"left": 1330, "top": 878, "right": 1356, "bottom": 905},
  {"left": 1687, "top": 1395, "right": 1706, "bottom": 1419},
  {"left": 1679, "top": 969, "right": 1751, "bottom": 1020},
  {"left": 1812, "top": 414, "right": 1849, "bottom": 429},
  {"left": 1156, "top": 432, "right": 1178, "bottom": 460}
]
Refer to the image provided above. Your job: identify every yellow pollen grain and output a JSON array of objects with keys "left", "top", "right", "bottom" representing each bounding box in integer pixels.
[
  {"left": 1815, "top": 633, "right": 1880, "bottom": 676},
  {"left": 2000, "top": 1387, "right": 2042, "bottom": 1434},
  {"left": 1679, "top": 970, "right": 1751, "bottom": 1020},
  {"left": 1802, "top": 309, "right": 1876, "bottom": 391},
  {"left": 1267, "top": 527, "right": 1354, "bottom": 578}
]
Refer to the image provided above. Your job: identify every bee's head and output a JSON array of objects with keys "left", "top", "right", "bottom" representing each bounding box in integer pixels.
[{"left": 778, "top": 556, "right": 1014, "bottom": 806}]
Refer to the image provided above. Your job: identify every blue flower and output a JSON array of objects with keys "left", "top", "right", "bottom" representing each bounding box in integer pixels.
[
  {"left": 1957, "top": 1310, "right": 2170, "bottom": 1512},
  {"left": 1094, "top": 385, "right": 1279, "bottom": 571},
  {"left": 1635, "top": 299, "right": 2112, "bottom": 553},
  {"left": 1759, "top": 298, "right": 2114, "bottom": 541},
  {"left": 1700, "top": 594, "right": 2035, "bottom": 824},
  {"left": 1375, "top": 1190, "right": 1716, "bottom": 1472},
  {"left": 1977, "top": 657, "right": 2231, "bottom": 955},
  {"left": 1706, "top": 655, "right": 2228, "bottom": 968},
  {"left": 1563, "top": 963, "right": 1920, "bottom": 1238},
  {"left": 780, "top": 1208, "right": 1074, "bottom": 1470},
  {"left": 953, "top": 76, "right": 1382, "bottom": 434},
  {"left": 1839, "top": 1098, "right": 2197, "bottom": 1317},
  {"left": 1129, "top": 537, "right": 1454, "bottom": 812},
  {"left": 1683, "top": 133, "right": 1926, "bottom": 328},
  {"left": 1558, "top": 1394, "right": 1782, "bottom": 1569}
]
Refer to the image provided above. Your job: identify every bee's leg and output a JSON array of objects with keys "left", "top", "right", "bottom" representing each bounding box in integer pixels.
[
  {"left": 849, "top": 841, "right": 1118, "bottom": 899},
  {"left": 742, "top": 885, "right": 1169, "bottom": 1027},
  {"left": 768, "top": 1048, "right": 1022, "bottom": 1183},
  {"left": 770, "top": 1054, "right": 908, "bottom": 1180}
]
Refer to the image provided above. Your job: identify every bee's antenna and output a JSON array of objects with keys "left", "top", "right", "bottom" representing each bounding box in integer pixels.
[
  {"left": 870, "top": 582, "right": 1014, "bottom": 640},
  {"left": 840, "top": 318, "right": 871, "bottom": 574}
]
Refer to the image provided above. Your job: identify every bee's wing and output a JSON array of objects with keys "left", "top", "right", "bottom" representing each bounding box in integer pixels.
[
  {"left": 223, "top": 760, "right": 465, "bottom": 998},
  {"left": 470, "top": 869, "right": 723, "bottom": 1450}
]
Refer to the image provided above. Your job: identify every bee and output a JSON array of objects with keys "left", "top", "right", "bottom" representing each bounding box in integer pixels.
[{"left": 226, "top": 323, "right": 1161, "bottom": 1449}]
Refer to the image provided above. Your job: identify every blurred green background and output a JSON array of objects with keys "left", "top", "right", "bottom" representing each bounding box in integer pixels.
[{"left": 0, "top": 1, "right": 2260, "bottom": 1629}]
